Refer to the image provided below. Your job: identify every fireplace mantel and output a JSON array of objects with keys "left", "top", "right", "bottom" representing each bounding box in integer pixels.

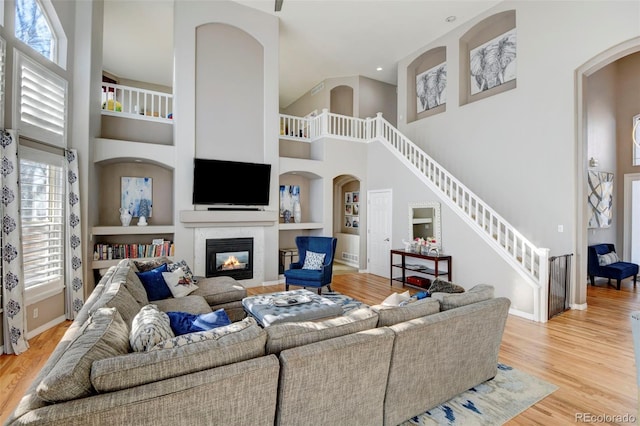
[{"left": 179, "top": 210, "right": 278, "bottom": 228}]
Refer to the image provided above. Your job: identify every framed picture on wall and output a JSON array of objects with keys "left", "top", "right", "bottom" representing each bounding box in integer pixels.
[
  {"left": 345, "top": 215, "right": 353, "bottom": 227},
  {"left": 121, "top": 177, "right": 152, "bottom": 217},
  {"left": 345, "top": 204, "right": 353, "bottom": 215},
  {"left": 353, "top": 204, "right": 359, "bottom": 216},
  {"left": 345, "top": 192, "right": 352, "bottom": 204},
  {"left": 352, "top": 192, "right": 359, "bottom": 203}
]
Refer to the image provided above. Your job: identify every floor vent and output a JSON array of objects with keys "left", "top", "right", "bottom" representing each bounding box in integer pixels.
[{"left": 341, "top": 252, "right": 358, "bottom": 262}]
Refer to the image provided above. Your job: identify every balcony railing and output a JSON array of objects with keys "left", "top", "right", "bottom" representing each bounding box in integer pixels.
[{"left": 101, "top": 83, "right": 173, "bottom": 124}]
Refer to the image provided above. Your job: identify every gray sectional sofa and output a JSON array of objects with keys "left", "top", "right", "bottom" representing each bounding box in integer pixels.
[{"left": 6, "top": 259, "right": 510, "bottom": 426}]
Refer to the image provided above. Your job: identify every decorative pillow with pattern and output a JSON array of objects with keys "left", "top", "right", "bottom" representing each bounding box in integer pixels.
[
  {"left": 302, "top": 251, "right": 326, "bottom": 270},
  {"left": 162, "top": 267, "right": 199, "bottom": 298},
  {"left": 168, "top": 259, "right": 197, "bottom": 283},
  {"left": 598, "top": 251, "right": 620, "bottom": 266},
  {"left": 130, "top": 304, "right": 175, "bottom": 352},
  {"left": 134, "top": 257, "right": 170, "bottom": 272},
  {"left": 150, "top": 317, "right": 254, "bottom": 350},
  {"left": 428, "top": 278, "right": 466, "bottom": 294}
]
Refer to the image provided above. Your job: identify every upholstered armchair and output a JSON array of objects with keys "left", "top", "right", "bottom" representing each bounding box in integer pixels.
[
  {"left": 587, "top": 244, "right": 638, "bottom": 290},
  {"left": 284, "top": 236, "right": 338, "bottom": 295}
]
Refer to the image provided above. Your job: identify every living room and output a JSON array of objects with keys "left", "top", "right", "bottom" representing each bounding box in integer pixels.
[{"left": 1, "top": 0, "right": 640, "bottom": 423}]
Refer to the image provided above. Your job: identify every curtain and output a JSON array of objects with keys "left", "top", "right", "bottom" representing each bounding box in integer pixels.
[
  {"left": 65, "top": 149, "right": 84, "bottom": 320},
  {"left": 1, "top": 130, "right": 29, "bottom": 354}
]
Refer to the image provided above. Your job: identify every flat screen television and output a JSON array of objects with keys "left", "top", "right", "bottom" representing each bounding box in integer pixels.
[{"left": 193, "top": 158, "right": 271, "bottom": 206}]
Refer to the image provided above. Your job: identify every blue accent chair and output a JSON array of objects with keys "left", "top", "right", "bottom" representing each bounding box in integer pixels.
[
  {"left": 587, "top": 244, "right": 638, "bottom": 290},
  {"left": 284, "top": 236, "right": 338, "bottom": 295}
]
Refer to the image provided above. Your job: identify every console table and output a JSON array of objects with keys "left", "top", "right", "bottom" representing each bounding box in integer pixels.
[{"left": 390, "top": 249, "right": 452, "bottom": 290}]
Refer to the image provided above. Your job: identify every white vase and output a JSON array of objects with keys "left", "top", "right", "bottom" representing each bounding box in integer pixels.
[
  {"left": 119, "top": 208, "right": 132, "bottom": 227},
  {"left": 293, "top": 201, "right": 302, "bottom": 223}
]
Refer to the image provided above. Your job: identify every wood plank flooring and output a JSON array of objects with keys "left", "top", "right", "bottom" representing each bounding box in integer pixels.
[{"left": 1, "top": 273, "right": 638, "bottom": 425}]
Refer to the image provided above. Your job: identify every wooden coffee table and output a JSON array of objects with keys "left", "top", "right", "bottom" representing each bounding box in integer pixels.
[{"left": 242, "top": 289, "right": 343, "bottom": 327}]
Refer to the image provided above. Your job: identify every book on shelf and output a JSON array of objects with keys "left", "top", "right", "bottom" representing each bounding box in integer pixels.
[{"left": 93, "top": 240, "right": 174, "bottom": 261}]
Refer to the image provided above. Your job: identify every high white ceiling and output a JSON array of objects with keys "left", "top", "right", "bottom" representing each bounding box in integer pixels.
[{"left": 103, "top": 0, "right": 500, "bottom": 108}]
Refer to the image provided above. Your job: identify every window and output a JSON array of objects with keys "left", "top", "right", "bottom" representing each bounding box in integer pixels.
[
  {"left": 13, "top": 50, "right": 67, "bottom": 147},
  {"left": 15, "top": 0, "right": 54, "bottom": 61},
  {"left": 20, "top": 146, "right": 65, "bottom": 300}
]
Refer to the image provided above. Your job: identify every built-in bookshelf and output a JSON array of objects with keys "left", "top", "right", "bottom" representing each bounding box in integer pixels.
[{"left": 94, "top": 239, "right": 174, "bottom": 261}]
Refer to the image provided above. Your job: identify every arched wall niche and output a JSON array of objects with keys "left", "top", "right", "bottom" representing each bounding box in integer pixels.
[
  {"left": 406, "top": 46, "right": 447, "bottom": 123},
  {"left": 459, "top": 10, "right": 516, "bottom": 106},
  {"left": 330, "top": 85, "right": 354, "bottom": 117}
]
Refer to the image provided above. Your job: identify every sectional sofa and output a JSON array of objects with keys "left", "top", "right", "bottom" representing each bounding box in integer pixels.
[{"left": 6, "top": 258, "right": 510, "bottom": 426}]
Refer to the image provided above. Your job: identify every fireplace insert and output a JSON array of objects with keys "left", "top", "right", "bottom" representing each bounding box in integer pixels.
[{"left": 206, "top": 237, "right": 253, "bottom": 280}]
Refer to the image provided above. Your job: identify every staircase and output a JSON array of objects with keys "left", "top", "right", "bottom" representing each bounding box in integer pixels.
[{"left": 280, "top": 109, "right": 551, "bottom": 322}]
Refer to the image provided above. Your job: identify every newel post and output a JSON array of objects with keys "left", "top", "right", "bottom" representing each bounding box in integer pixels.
[
  {"left": 375, "top": 112, "right": 383, "bottom": 138},
  {"left": 321, "top": 108, "right": 329, "bottom": 136},
  {"left": 537, "top": 247, "right": 551, "bottom": 323}
]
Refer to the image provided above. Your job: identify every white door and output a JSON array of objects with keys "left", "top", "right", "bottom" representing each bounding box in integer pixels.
[
  {"left": 367, "top": 189, "right": 392, "bottom": 278},
  {"left": 623, "top": 174, "right": 640, "bottom": 263}
]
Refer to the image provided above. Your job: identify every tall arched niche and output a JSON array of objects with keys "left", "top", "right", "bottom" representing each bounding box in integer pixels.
[
  {"left": 459, "top": 10, "right": 516, "bottom": 106},
  {"left": 406, "top": 46, "right": 447, "bottom": 123}
]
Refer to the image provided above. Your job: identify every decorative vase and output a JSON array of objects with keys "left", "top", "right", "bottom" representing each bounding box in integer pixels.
[
  {"left": 119, "top": 208, "right": 132, "bottom": 227},
  {"left": 293, "top": 201, "right": 302, "bottom": 223},
  {"left": 137, "top": 216, "right": 148, "bottom": 226}
]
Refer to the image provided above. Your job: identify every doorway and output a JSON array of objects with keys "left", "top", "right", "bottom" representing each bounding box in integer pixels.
[
  {"left": 623, "top": 173, "right": 640, "bottom": 264},
  {"left": 367, "top": 189, "right": 392, "bottom": 278}
]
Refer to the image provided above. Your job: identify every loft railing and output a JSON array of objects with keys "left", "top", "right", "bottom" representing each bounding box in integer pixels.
[
  {"left": 281, "top": 108, "right": 550, "bottom": 322},
  {"left": 101, "top": 82, "right": 173, "bottom": 124}
]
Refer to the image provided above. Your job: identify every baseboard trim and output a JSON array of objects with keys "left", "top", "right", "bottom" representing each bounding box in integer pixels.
[
  {"left": 570, "top": 302, "right": 587, "bottom": 311},
  {"left": 28, "top": 315, "right": 67, "bottom": 340},
  {"left": 508, "top": 307, "right": 535, "bottom": 321}
]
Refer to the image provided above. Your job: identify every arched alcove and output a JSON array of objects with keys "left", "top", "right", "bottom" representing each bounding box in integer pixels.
[
  {"left": 406, "top": 46, "right": 447, "bottom": 123},
  {"left": 459, "top": 10, "right": 516, "bottom": 106},
  {"left": 330, "top": 85, "right": 354, "bottom": 117}
]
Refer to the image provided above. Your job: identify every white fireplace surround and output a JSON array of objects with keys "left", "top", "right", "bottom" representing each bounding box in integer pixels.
[{"left": 194, "top": 227, "right": 265, "bottom": 287}]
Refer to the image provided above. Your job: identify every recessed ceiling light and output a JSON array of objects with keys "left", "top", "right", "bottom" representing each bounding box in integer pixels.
[
  {"left": 445, "top": 16, "right": 456, "bottom": 23},
  {"left": 376, "top": 67, "right": 383, "bottom": 71}
]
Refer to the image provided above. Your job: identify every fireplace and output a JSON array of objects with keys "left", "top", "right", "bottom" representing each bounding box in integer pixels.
[{"left": 206, "top": 237, "right": 253, "bottom": 280}]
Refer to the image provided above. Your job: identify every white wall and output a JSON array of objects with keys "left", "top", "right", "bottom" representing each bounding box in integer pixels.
[{"left": 396, "top": 1, "right": 640, "bottom": 306}]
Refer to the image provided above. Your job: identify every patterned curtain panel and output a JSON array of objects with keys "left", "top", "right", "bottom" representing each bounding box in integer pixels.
[
  {"left": 65, "top": 149, "right": 84, "bottom": 320},
  {"left": 1, "top": 130, "right": 29, "bottom": 354}
]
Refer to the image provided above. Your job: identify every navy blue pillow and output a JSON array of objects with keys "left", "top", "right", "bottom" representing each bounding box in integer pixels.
[
  {"left": 136, "top": 263, "right": 170, "bottom": 301},
  {"left": 166, "top": 309, "right": 231, "bottom": 336}
]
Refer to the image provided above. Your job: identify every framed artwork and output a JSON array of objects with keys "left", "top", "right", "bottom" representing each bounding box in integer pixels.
[
  {"left": 588, "top": 171, "right": 614, "bottom": 228},
  {"left": 470, "top": 28, "right": 517, "bottom": 95},
  {"left": 345, "top": 215, "right": 353, "bottom": 228},
  {"left": 345, "top": 192, "right": 352, "bottom": 204},
  {"left": 353, "top": 203, "right": 359, "bottom": 216},
  {"left": 353, "top": 192, "right": 359, "bottom": 203},
  {"left": 416, "top": 61, "right": 447, "bottom": 113},
  {"left": 279, "top": 185, "right": 300, "bottom": 217},
  {"left": 345, "top": 204, "right": 353, "bottom": 215},
  {"left": 121, "top": 177, "right": 152, "bottom": 217}
]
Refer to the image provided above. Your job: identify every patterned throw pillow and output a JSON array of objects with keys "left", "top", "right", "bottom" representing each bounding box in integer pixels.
[
  {"left": 598, "top": 252, "right": 620, "bottom": 266},
  {"left": 134, "top": 257, "right": 170, "bottom": 272},
  {"left": 428, "top": 278, "right": 465, "bottom": 294},
  {"left": 150, "top": 317, "right": 254, "bottom": 350},
  {"left": 130, "top": 304, "right": 175, "bottom": 352},
  {"left": 162, "top": 267, "right": 199, "bottom": 298},
  {"left": 302, "top": 251, "right": 326, "bottom": 270},
  {"left": 168, "top": 259, "right": 197, "bottom": 283}
]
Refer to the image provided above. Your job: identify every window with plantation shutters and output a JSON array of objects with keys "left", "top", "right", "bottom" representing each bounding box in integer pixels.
[
  {"left": 13, "top": 50, "right": 67, "bottom": 148},
  {"left": 20, "top": 147, "right": 65, "bottom": 291}
]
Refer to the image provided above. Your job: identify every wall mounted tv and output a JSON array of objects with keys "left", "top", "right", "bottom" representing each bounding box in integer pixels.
[{"left": 193, "top": 158, "right": 271, "bottom": 206}]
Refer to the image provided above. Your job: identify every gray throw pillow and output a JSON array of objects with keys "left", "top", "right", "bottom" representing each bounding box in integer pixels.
[{"left": 428, "top": 278, "right": 465, "bottom": 294}]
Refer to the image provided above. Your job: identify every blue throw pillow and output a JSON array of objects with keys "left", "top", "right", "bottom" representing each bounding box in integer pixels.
[
  {"left": 166, "top": 309, "right": 231, "bottom": 336},
  {"left": 136, "top": 263, "right": 171, "bottom": 301}
]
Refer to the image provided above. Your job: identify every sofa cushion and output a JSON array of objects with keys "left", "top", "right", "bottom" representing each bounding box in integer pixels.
[
  {"left": 167, "top": 259, "right": 197, "bottom": 283},
  {"left": 265, "top": 307, "right": 378, "bottom": 355},
  {"left": 124, "top": 266, "right": 150, "bottom": 306},
  {"left": 136, "top": 263, "right": 171, "bottom": 301},
  {"left": 153, "top": 294, "right": 212, "bottom": 314},
  {"left": 90, "top": 317, "right": 266, "bottom": 392},
  {"left": 91, "top": 280, "right": 141, "bottom": 328},
  {"left": 163, "top": 267, "right": 199, "bottom": 297},
  {"left": 36, "top": 307, "right": 130, "bottom": 402},
  {"left": 371, "top": 298, "right": 441, "bottom": 327},
  {"left": 431, "top": 284, "right": 495, "bottom": 311},
  {"left": 132, "top": 257, "right": 171, "bottom": 272},
  {"left": 191, "top": 276, "right": 247, "bottom": 306},
  {"left": 130, "top": 304, "right": 175, "bottom": 352}
]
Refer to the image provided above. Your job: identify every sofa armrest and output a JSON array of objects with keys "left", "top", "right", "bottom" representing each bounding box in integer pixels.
[
  {"left": 289, "top": 261, "right": 303, "bottom": 270},
  {"left": 8, "top": 356, "right": 280, "bottom": 426}
]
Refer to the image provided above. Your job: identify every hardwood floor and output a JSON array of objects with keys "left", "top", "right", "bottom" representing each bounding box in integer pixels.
[{"left": 1, "top": 273, "right": 638, "bottom": 424}]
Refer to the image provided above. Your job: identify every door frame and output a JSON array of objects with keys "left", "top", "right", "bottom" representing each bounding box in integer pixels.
[
  {"left": 366, "top": 188, "right": 393, "bottom": 277},
  {"left": 623, "top": 173, "right": 640, "bottom": 262}
]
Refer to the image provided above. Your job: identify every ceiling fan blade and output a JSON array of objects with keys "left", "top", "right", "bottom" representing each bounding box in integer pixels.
[{"left": 275, "top": 0, "right": 283, "bottom": 12}]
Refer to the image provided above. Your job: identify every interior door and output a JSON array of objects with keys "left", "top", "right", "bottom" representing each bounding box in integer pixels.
[{"left": 367, "top": 189, "right": 392, "bottom": 278}]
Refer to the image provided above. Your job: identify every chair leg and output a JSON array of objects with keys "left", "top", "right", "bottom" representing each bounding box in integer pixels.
[
  {"left": 285, "top": 284, "right": 289, "bottom": 291},
  {"left": 617, "top": 279, "right": 622, "bottom": 290},
  {"left": 327, "top": 285, "right": 332, "bottom": 292},
  {"left": 589, "top": 275, "right": 595, "bottom": 286},
  {"left": 635, "top": 275, "right": 638, "bottom": 287},
  {"left": 317, "top": 288, "right": 322, "bottom": 295}
]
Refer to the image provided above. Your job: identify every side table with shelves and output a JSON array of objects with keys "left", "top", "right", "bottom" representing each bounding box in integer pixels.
[{"left": 390, "top": 249, "right": 452, "bottom": 290}]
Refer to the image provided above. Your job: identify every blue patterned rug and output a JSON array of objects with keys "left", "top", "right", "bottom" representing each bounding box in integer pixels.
[{"left": 400, "top": 363, "right": 558, "bottom": 425}]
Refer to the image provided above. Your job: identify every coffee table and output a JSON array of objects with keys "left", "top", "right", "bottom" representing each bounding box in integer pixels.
[{"left": 242, "top": 289, "right": 343, "bottom": 327}]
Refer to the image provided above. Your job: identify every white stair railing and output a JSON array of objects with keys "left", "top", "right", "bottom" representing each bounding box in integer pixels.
[
  {"left": 101, "top": 82, "right": 173, "bottom": 124},
  {"left": 280, "top": 109, "right": 550, "bottom": 322}
]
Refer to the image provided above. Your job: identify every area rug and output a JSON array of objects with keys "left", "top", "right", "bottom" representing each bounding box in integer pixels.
[{"left": 399, "top": 363, "right": 558, "bottom": 425}]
